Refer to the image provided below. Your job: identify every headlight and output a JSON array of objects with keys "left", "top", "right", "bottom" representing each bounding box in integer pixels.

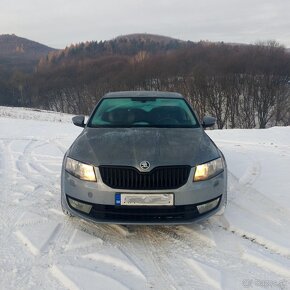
[
  {"left": 194, "top": 157, "right": 224, "bottom": 181},
  {"left": 65, "top": 157, "right": 96, "bottom": 181}
]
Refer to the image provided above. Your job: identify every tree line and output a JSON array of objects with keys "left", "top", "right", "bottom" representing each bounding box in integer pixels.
[{"left": 2, "top": 37, "right": 290, "bottom": 128}]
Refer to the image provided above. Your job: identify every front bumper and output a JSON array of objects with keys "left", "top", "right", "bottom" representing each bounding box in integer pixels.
[
  {"left": 61, "top": 163, "right": 227, "bottom": 225},
  {"left": 63, "top": 194, "right": 222, "bottom": 224}
]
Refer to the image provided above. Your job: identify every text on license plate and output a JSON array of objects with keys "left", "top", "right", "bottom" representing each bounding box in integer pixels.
[{"left": 115, "top": 193, "right": 174, "bottom": 206}]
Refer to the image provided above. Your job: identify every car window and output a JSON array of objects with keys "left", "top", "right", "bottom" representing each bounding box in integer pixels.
[{"left": 88, "top": 97, "right": 199, "bottom": 128}]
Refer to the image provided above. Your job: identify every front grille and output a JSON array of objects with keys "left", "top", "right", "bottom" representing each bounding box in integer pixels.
[{"left": 99, "top": 165, "right": 191, "bottom": 190}]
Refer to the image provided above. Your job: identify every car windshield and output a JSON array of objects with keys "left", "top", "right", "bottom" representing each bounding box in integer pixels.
[{"left": 88, "top": 97, "right": 199, "bottom": 128}]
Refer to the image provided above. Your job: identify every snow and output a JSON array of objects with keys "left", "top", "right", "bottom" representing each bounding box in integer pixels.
[
  {"left": 0, "top": 106, "right": 290, "bottom": 290},
  {"left": 0, "top": 106, "right": 73, "bottom": 123}
]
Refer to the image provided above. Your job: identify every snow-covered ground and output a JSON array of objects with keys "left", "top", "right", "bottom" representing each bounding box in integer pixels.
[{"left": 0, "top": 106, "right": 290, "bottom": 290}]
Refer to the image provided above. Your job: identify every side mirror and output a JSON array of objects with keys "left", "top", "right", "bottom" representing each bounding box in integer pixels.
[
  {"left": 72, "top": 115, "right": 85, "bottom": 128},
  {"left": 202, "top": 116, "right": 216, "bottom": 128}
]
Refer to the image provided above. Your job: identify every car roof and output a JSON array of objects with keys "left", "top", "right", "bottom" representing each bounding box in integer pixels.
[{"left": 103, "top": 91, "right": 184, "bottom": 99}]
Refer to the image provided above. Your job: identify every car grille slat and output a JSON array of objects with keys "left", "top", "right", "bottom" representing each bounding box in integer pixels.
[{"left": 99, "top": 165, "right": 191, "bottom": 190}]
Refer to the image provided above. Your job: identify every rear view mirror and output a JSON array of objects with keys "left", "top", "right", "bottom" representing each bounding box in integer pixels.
[
  {"left": 202, "top": 116, "right": 216, "bottom": 128},
  {"left": 72, "top": 115, "right": 85, "bottom": 128}
]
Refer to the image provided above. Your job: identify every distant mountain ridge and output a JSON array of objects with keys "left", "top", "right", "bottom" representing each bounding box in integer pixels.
[
  {"left": 0, "top": 34, "right": 55, "bottom": 59},
  {"left": 37, "top": 33, "right": 193, "bottom": 69},
  {"left": 40, "top": 34, "right": 290, "bottom": 69},
  {"left": 115, "top": 33, "right": 185, "bottom": 44},
  {"left": 0, "top": 34, "right": 56, "bottom": 77}
]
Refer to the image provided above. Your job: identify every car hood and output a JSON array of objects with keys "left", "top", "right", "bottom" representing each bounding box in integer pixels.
[{"left": 68, "top": 127, "right": 220, "bottom": 169}]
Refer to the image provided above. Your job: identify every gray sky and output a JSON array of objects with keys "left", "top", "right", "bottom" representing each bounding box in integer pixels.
[{"left": 1, "top": 0, "right": 290, "bottom": 48}]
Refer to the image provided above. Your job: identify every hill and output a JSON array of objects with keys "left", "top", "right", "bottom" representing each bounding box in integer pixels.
[
  {"left": 37, "top": 33, "right": 193, "bottom": 69},
  {"left": 0, "top": 34, "right": 56, "bottom": 105},
  {"left": 0, "top": 34, "right": 56, "bottom": 75},
  {"left": 0, "top": 34, "right": 55, "bottom": 58},
  {"left": 115, "top": 33, "right": 184, "bottom": 44}
]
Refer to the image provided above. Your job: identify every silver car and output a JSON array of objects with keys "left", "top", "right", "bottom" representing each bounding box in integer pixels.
[{"left": 61, "top": 91, "right": 227, "bottom": 224}]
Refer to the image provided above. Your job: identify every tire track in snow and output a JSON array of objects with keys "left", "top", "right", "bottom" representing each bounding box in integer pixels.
[
  {"left": 185, "top": 258, "right": 222, "bottom": 289},
  {"left": 1, "top": 137, "right": 71, "bottom": 289},
  {"left": 71, "top": 224, "right": 180, "bottom": 289},
  {"left": 49, "top": 138, "right": 68, "bottom": 155},
  {"left": 151, "top": 216, "right": 289, "bottom": 288},
  {"left": 217, "top": 143, "right": 290, "bottom": 269},
  {"left": 242, "top": 249, "right": 290, "bottom": 278},
  {"left": 45, "top": 222, "right": 148, "bottom": 290},
  {"left": 0, "top": 140, "right": 15, "bottom": 201},
  {"left": 0, "top": 139, "right": 30, "bottom": 225},
  {"left": 236, "top": 154, "right": 261, "bottom": 187},
  {"left": 0, "top": 139, "right": 48, "bottom": 290},
  {"left": 138, "top": 227, "right": 179, "bottom": 289},
  {"left": 16, "top": 139, "right": 60, "bottom": 194},
  {"left": 141, "top": 226, "right": 223, "bottom": 290},
  {"left": 226, "top": 171, "right": 290, "bottom": 258}
]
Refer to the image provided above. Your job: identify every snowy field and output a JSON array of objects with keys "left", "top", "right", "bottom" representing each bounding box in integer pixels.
[{"left": 0, "top": 106, "right": 290, "bottom": 290}]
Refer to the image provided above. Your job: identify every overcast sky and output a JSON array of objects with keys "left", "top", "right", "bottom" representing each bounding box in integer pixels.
[{"left": 1, "top": 0, "right": 290, "bottom": 48}]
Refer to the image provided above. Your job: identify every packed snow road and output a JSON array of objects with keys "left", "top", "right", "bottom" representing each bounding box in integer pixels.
[{"left": 0, "top": 107, "right": 290, "bottom": 290}]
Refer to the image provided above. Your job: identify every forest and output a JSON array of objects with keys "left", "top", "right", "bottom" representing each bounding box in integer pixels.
[{"left": 1, "top": 35, "right": 290, "bottom": 128}]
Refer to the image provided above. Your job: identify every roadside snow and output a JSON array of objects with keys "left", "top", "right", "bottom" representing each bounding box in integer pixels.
[
  {"left": 0, "top": 106, "right": 290, "bottom": 290},
  {"left": 0, "top": 106, "right": 73, "bottom": 123}
]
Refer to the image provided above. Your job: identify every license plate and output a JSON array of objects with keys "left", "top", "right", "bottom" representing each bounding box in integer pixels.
[{"left": 115, "top": 193, "right": 174, "bottom": 206}]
